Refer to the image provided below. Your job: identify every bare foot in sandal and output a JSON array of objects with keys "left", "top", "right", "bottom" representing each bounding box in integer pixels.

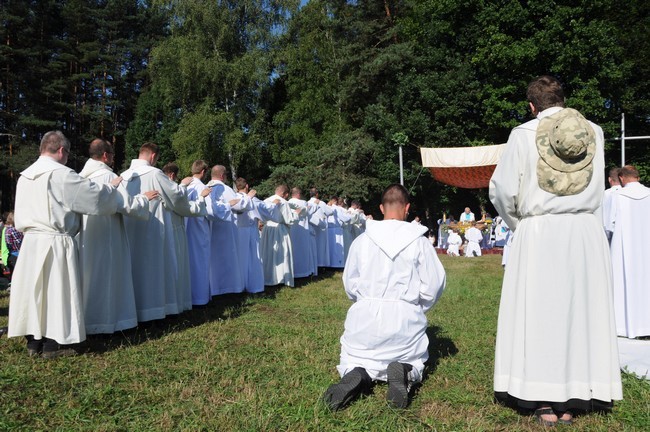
[{"left": 534, "top": 406, "right": 558, "bottom": 426}]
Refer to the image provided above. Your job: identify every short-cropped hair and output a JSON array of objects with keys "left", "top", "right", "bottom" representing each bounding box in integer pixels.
[
  {"left": 527, "top": 75, "right": 565, "bottom": 112},
  {"left": 381, "top": 184, "right": 409, "bottom": 207},
  {"left": 40, "top": 130, "right": 70, "bottom": 154}
]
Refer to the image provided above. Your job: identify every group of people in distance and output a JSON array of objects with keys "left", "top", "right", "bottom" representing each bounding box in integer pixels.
[
  {"left": 7, "top": 134, "right": 367, "bottom": 359},
  {"left": 3, "top": 75, "right": 639, "bottom": 426}
]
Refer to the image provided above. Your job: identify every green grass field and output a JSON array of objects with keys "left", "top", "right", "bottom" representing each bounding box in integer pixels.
[{"left": 1, "top": 255, "right": 649, "bottom": 431}]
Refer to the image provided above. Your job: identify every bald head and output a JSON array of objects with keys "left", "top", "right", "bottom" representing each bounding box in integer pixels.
[
  {"left": 211, "top": 165, "right": 226, "bottom": 181},
  {"left": 88, "top": 138, "right": 113, "bottom": 161}
]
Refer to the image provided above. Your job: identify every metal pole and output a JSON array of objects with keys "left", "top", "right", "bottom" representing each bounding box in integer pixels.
[
  {"left": 399, "top": 145, "right": 404, "bottom": 186},
  {"left": 621, "top": 113, "right": 625, "bottom": 166}
]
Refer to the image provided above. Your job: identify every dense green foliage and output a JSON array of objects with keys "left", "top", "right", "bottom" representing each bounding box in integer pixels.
[{"left": 1, "top": 0, "right": 649, "bottom": 215}]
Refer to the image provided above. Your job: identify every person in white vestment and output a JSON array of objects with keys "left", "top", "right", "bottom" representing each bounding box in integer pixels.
[
  {"left": 79, "top": 139, "right": 157, "bottom": 335},
  {"left": 234, "top": 177, "right": 278, "bottom": 293},
  {"left": 185, "top": 160, "right": 212, "bottom": 305},
  {"left": 463, "top": 223, "right": 483, "bottom": 257},
  {"left": 8, "top": 131, "right": 125, "bottom": 358},
  {"left": 308, "top": 188, "right": 333, "bottom": 268},
  {"left": 459, "top": 207, "right": 475, "bottom": 222},
  {"left": 162, "top": 162, "right": 197, "bottom": 313},
  {"left": 602, "top": 167, "right": 622, "bottom": 242},
  {"left": 348, "top": 200, "right": 366, "bottom": 239},
  {"left": 121, "top": 143, "right": 208, "bottom": 322},
  {"left": 446, "top": 229, "right": 462, "bottom": 256},
  {"left": 260, "top": 184, "right": 297, "bottom": 287},
  {"left": 322, "top": 184, "right": 445, "bottom": 411},
  {"left": 327, "top": 197, "right": 351, "bottom": 268},
  {"left": 489, "top": 76, "right": 622, "bottom": 426},
  {"left": 606, "top": 165, "right": 650, "bottom": 338},
  {"left": 288, "top": 187, "right": 315, "bottom": 278},
  {"left": 205, "top": 165, "right": 247, "bottom": 296}
]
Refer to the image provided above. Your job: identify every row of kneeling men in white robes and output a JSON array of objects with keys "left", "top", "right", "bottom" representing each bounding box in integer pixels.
[{"left": 8, "top": 138, "right": 368, "bottom": 350}]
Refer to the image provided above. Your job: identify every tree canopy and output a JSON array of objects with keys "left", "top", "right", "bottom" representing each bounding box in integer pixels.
[{"left": 1, "top": 0, "right": 648, "bottom": 218}]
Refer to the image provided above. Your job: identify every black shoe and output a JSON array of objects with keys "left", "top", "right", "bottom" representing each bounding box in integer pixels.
[
  {"left": 26, "top": 336, "right": 43, "bottom": 357},
  {"left": 0, "top": 326, "right": 7, "bottom": 337},
  {"left": 42, "top": 338, "right": 80, "bottom": 359},
  {"left": 322, "top": 367, "right": 372, "bottom": 411},
  {"left": 387, "top": 362, "right": 413, "bottom": 408}
]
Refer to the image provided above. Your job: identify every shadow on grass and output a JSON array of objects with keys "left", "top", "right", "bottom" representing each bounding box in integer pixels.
[
  {"left": 84, "top": 269, "right": 341, "bottom": 355},
  {"left": 424, "top": 325, "right": 459, "bottom": 377}
]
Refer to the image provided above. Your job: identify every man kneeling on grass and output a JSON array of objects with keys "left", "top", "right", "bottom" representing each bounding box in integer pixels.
[{"left": 322, "top": 184, "right": 446, "bottom": 410}]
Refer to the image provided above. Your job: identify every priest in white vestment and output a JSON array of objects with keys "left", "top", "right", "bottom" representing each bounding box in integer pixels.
[
  {"left": 185, "top": 160, "right": 212, "bottom": 305},
  {"left": 79, "top": 139, "right": 156, "bottom": 335},
  {"left": 459, "top": 207, "right": 475, "bottom": 222},
  {"left": 446, "top": 229, "right": 462, "bottom": 256},
  {"left": 606, "top": 165, "right": 650, "bottom": 338},
  {"left": 205, "top": 165, "right": 247, "bottom": 296},
  {"left": 323, "top": 184, "right": 445, "bottom": 411},
  {"left": 288, "top": 187, "right": 315, "bottom": 278},
  {"left": 162, "top": 162, "right": 197, "bottom": 313},
  {"left": 489, "top": 76, "right": 621, "bottom": 425},
  {"left": 121, "top": 143, "right": 208, "bottom": 322},
  {"left": 234, "top": 178, "right": 279, "bottom": 293},
  {"left": 8, "top": 131, "right": 125, "bottom": 358},
  {"left": 260, "top": 184, "right": 297, "bottom": 287},
  {"left": 464, "top": 224, "right": 483, "bottom": 257},
  {"left": 308, "top": 188, "right": 333, "bottom": 268},
  {"left": 602, "top": 167, "right": 622, "bottom": 242},
  {"left": 327, "top": 197, "right": 352, "bottom": 268}
]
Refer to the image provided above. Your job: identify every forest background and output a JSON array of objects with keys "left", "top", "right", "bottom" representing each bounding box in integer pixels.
[{"left": 1, "top": 0, "right": 649, "bottom": 224}]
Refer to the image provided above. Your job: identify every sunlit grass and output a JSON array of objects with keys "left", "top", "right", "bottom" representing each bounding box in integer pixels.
[{"left": 1, "top": 255, "right": 648, "bottom": 430}]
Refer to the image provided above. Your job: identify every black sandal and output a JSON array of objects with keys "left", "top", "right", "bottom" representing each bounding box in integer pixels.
[
  {"left": 534, "top": 407, "right": 557, "bottom": 427},
  {"left": 556, "top": 410, "right": 574, "bottom": 425}
]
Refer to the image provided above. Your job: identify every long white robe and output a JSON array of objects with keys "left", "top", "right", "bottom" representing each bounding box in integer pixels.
[
  {"left": 446, "top": 232, "right": 462, "bottom": 256},
  {"left": 121, "top": 160, "right": 206, "bottom": 321},
  {"left": 78, "top": 159, "right": 150, "bottom": 334},
  {"left": 185, "top": 178, "right": 211, "bottom": 305},
  {"left": 9, "top": 156, "right": 122, "bottom": 344},
  {"left": 464, "top": 226, "right": 483, "bottom": 257},
  {"left": 489, "top": 106, "right": 622, "bottom": 404},
  {"left": 339, "top": 219, "right": 445, "bottom": 381},
  {"left": 288, "top": 198, "right": 314, "bottom": 278},
  {"left": 205, "top": 180, "right": 245, "bottom": 295},
  {"left": 165, "top": 195, "right": 193, "bottom": 313},
  {"left": 327, "top": 205, "right": 351, "bottom": 268},
  {"left": 602, "top": 185, "right": 621, "bottom": 239},
  {"left": 260, "top": 195, "right": 296, "bottom": 287},
  {"left": 308, "top": 197, "right": 332, "bottom": 267},
  {"left": 236, "top": 196, "right": 279, "bottom": 293},
  {"left": 607, "top": 182, "right": 650, "bottom": 338}
]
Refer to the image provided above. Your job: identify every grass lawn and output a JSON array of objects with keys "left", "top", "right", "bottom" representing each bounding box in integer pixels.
[{"left": 1, "top": 254, "right": 649, "bottom": 431}]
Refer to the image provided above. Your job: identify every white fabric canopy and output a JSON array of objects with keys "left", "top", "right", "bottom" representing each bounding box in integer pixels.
[{"left": 420, "top": 144, "right": 505, "bottom": 167}]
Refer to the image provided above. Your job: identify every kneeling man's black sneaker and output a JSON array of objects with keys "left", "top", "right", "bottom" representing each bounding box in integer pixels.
[
  {"left": 322, "top": 367, "right": 372, "bottom": 411},
  {"left": 387, "top": 362, "right": 413, "bottom": 408}
]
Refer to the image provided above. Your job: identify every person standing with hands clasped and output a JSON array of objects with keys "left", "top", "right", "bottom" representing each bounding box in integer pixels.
[{"left": 489, "top": 76, "right": 622, "bottom": 426}]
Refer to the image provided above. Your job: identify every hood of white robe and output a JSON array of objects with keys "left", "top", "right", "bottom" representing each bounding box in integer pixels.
[
  {"left": 619, "top": 182, "right": 650, "bottom": 200},
  {"left": 79, "top": 158, "right": 113, "bottom": 179},
  {"left": 20, "top": 156, "right": 70, "bottom": 180},
  {"left": 365, "top": 219, "right": 427, "bottom": 260},
  {"left": 121, "top": 159, "right": 157, "bottom": 181}
]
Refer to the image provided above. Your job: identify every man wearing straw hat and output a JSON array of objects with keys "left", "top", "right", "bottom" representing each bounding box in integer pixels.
[{"left": 489, "top": 76, "right": 622, "bottom": 426}]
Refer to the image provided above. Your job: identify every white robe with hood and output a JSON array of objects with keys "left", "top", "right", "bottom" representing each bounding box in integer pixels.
[
  {"left": 464, "top": 226, "right": 483, "bottom": 257},
  {"left": 607, "top": 181, "right": 650, "bottom": 338},
  {"left": 78, "top": 158, "right": 150, "bottom": 334},
  {"left": 185, "top": 178, "right": 211, "bottom": 305},
  {"left": 9, "top": 156, "right": 123, "bottom": 344},
  {"left": 260, "top": 195, "right": 296, "bottom": 287},
  {"left": 308, "top": 197, "right": 332, "bottom": 267},
  {"left": 121, "top": 160, "right": 206, "bottom": 321},
  {"left": 489, "top": 106, "right": 622, "bottom": 405},
  {"left": 339, "top": 219, "right": 446, "bottom": 381},
  {"left": 288, "top": 197, "right": 314, "bottom": 278}
]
